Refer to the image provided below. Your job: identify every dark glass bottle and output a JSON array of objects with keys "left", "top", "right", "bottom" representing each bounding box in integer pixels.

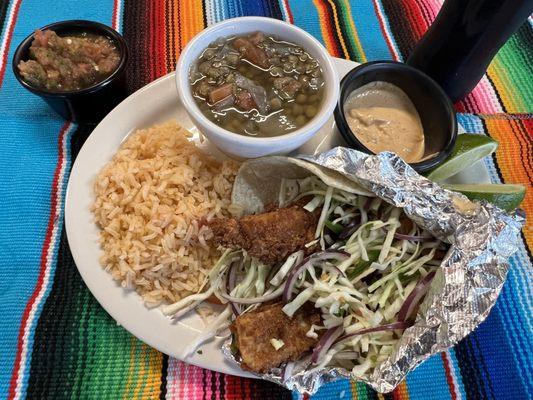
[{"left": 407, "top": 0, "right": 533, "bottom": 102}]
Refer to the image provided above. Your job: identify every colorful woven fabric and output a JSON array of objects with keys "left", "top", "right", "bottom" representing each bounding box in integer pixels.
[{"left": 0, "top": 1, "right": 531, "bottom": 399}]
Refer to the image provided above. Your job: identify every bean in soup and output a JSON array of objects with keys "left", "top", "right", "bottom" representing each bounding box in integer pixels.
[
  {"left": 190, "top": 32, "right": 325, "bottom": 137},
  {"left": 18, "top": 29, "right": 120, "bottom": 92}
]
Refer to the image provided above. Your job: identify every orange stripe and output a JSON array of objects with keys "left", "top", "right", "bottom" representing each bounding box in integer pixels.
[
  {"left": 325, "top": 0, "right": 351, "bottom": 59},
  {"left": 484, "top": 117, "right": 532, "bottom": 249},
  {"left": 154, "top": 0, "right": 166, "bottom": 77},
  {"left": 392, "top": 380, "right": 410, "bottom": 400},
  {"left": 171, "top": 0, "right": 181, "bottom": 61},
  {"left": 312, "top": 0, "right": 341, "bottom": 57}
]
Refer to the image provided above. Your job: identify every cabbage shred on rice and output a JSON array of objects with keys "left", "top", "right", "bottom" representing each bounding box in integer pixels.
[{"left": 92, "top": 121, "right": 240, "bottom": 305}]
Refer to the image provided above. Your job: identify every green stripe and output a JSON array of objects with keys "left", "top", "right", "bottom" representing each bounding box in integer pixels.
[
  {"left": 493, "top": 24, "right": 533, "bottom": 112},
  {"left": 336, "top": 0, "right": 363, "bottom": 61},
  {"left": 25, "top": 124, "right": 163, "bottom": 399}
]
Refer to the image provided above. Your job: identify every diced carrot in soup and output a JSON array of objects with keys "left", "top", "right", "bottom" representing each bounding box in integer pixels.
[{"left": 208, "top": 83, "right": 234, "bottom": 104}]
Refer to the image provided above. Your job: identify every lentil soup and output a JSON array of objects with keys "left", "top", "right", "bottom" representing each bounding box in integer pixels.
[{"left": 190, "top": 32, "right": 325, "bottom": 137}]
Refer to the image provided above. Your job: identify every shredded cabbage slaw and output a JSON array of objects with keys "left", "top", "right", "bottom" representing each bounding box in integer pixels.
[{"left": 163, "top": 176, "right": 446, "bottom": 377}]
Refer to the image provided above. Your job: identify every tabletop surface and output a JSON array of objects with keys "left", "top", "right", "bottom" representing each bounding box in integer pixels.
[{"left": 0, "top": 1, "right": 531, "bottom": 399}]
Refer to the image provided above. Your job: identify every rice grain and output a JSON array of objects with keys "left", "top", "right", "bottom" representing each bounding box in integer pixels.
[{"left": 92, "top": 121, "right": 239, "bottom": 304}]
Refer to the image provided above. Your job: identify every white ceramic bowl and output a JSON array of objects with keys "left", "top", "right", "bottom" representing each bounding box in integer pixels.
[{"left": 176, "top": 17, "right": 339, "bottom": 158}]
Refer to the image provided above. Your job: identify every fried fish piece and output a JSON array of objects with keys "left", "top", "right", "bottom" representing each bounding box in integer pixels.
[
  {"left": 208, "top": 203, "right": 317, "bottom": 265},
  {"left": 230, "top": 302, "right": 321, "bottom": 373}
]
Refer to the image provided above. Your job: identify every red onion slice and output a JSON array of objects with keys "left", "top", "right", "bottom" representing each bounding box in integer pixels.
[
  {"left": 322, "top": 264, "right": 347, "bottom": 279},
  {"left": 397, "top": 270, "right": 437, "bottom": 322},
  {"left": 394, "top": 232, "right": 433, "bottom": 242},
  {"left": 339, "top": 216, "right": 362, "bottom": 239},
  {"left": 225, "top": 260, "right": 241, "bottom": 316},
  {"left": 335, "top": 321, "right": 413, "bottom": 344},
  {"left": 282, "top": 250, "right": 350, "bottom": 303},
  {"left": 311, "top": 325, "right": 343, "bottom": 364},
  {"left": 226, "top": 260, "right": 239, "bottom": 293}
]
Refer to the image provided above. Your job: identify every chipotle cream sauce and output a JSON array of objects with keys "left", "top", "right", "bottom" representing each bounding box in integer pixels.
[{"left": 344, "top": 81, "right": 425, "bottom": 163}]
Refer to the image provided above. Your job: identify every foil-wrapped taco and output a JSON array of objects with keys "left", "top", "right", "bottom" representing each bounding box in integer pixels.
[{"left": 168, "top": 148, "right": 524, "bottom": 394}]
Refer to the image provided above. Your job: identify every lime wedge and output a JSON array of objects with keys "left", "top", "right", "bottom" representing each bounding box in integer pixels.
[
  {"left": 426, "top": 134, "right": 498, "bottom": 182},
  {"left": 441, "top": 183, "right": 526, "bottom": 211}
]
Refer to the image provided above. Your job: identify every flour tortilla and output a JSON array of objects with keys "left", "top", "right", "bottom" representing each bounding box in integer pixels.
[{"left": 231, "top": 156, "right": 372, "bottom": 214}]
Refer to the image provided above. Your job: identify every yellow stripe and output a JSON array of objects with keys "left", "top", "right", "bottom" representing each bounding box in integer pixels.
[
  {"left": 132, "top": 342, "right": 147, "bottom": 399},
  {"left": 486, "top": 61, "right": 517, "bottom": 112},
  {"left": 141, "top": 347, "right": 164, "bottom": 398},
  {"left": 312, "top": 0, "right": 340, "bottom": 57},
  {"left": 350, "top": 379, "right": 359, "bottom": 399},
  {"left": 341, "top": 0, "right": 367, "bottom": 62},
  {"left": 122, "top": 336, "right": 138, "bottom": 400},
  {"left": 326, "top": 0, "right": 351, "bottom": 59}
]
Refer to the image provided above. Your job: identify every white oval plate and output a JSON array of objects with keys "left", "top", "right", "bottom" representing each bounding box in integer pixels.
[{"left": 65, "top": 57, "right": 490, "bottom": 377}]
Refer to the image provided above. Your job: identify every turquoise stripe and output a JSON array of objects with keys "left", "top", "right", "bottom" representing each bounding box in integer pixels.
[
  {"left": 306, "top": 376, "right": 352, "bottom": 399},
  {"left": 288, "top": 0, "right": 327, "bottom": 50},
  {"left": 496, "top": 260, "right": 533, "bottom": 392},
  {"left": 212, "top": 0, "right": 226, "bottom": 23},
  {"left": 225, "top": 0, "right": 243, "bottom": 18},
  {"left": 16, "top": 124, "right": 73, "bottom": 399},
  {"left": 406, "top": 354, "right": 452, "bottom": 400},
  {"left": 373, "top": 0, "right": 402, "bottom": 60},
  {"left": 0, "top": 1, "right": 114, "bottom": 398},
  {"left": 348, "top": 0, "right": 392, "bottom": 61}
]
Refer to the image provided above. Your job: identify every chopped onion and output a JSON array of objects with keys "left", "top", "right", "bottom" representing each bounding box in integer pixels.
[
  {"left": 397, "top": 270, "right": 436, "bottom": 322},
  {"left": 311, "top": 325, "right": 343, "bottom": 364}
]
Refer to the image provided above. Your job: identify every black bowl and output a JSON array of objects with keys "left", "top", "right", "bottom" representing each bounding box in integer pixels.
[
  {"left": 334, "top": 61, "right": 457, "bottom": 173},
  {"left": 12, "top": 20, "right": 129, "bottom": 124}
]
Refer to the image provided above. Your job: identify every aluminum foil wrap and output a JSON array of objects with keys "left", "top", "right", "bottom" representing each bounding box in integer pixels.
[{"left": 223, "top": 147, "right": 525, "bottom": 394}]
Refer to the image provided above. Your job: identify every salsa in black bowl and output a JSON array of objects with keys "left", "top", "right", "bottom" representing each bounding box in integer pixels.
[{"left": 12, "top": 20, "right": 129, "bottom": 124}]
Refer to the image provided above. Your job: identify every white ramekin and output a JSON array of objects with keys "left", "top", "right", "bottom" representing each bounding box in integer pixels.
[{"left": 176, "top": 17, "right": 339, "bottom": 159}]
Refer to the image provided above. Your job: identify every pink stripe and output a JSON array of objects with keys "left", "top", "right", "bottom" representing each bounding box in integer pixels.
[
  {"left": 165, "top": 358, "right": 177, "bottom": 398},
  {"left": 466, "top": 77, "right": 504, "bottom": 113},
  {"left": 420, "top": 0, "right": 440, "bottom": 19}
]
